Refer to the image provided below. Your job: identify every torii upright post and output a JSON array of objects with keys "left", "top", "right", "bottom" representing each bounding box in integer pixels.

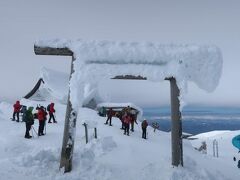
[
  {"left": 59, "top": 55, "right": 78, "bottom": 172},
  {"left": 34, "top": 46, "right": 78, "bottom": 172},
  {"left": 168, "top": 77, "right": 183, "bottom": 167}
]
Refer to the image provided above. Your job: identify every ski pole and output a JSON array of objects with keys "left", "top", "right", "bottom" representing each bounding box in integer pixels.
[
  {"left": 31, "top": 128, "right": 34, "bottom": 138},
  {"left": 53, "top": 113, "right": 55, "bottom": 121},
  {"left": 31, "top": 126, "right": 39, "bottom": 138},
  {"left": 44, "top": 120, "right": 47, "bottom": 135}
]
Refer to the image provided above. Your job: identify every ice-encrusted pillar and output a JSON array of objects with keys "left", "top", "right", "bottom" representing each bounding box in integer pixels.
[
  {"left": 167, "top": 77, "right": 183, "bottom": 167},
  {"left": 60, "top": 55, "right": 78, "bottom": 172},
  {"left": 34, "top": 45, "right": 78, "bottom": 173}
]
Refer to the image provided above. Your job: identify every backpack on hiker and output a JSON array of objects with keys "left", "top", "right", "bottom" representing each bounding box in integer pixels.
[
  {"left": 47, "top": 104, "right": 50, "bottom": 111},
  {"left": 21, "top": 105, "right": 27, "bottom": 122}
]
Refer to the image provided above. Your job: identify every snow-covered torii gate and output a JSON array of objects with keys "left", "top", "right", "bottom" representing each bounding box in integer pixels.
[{"left": 34, "top": 40, "right": 222, "bottom": 173}]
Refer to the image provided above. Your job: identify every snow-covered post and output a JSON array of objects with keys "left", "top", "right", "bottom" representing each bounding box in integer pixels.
[
  {"left": 60, "top": 55, "right": 78, "bottom": 172},
  {"left": 167, "top": 77, "right": 183, "bottom": 167},
  {"left": 34, "top": 45, "right": 77, "bottom": 172},
  {"left": 82, "top": 123, "right": 89, "bottom": 144},
  {"left": 213, "top": 139, "right": 219, "bottom": 157},
  {"left": 94, "top": 127, "right": 97, "bottom": 139}
]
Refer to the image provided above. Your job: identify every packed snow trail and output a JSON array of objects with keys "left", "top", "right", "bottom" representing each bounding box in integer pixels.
[{"left": 0, "top": 101, "right": 239, "bottom": 180}]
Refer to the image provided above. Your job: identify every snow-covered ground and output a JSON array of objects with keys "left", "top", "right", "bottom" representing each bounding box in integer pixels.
[
  {"left": 0, "top": 100, "right": 239, "bottom": 180},
  {"left": 191, "top": 130, "right": 240, "bottom": 162}
]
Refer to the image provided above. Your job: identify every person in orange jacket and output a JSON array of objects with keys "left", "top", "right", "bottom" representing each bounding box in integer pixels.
[
  {"left": 37, "top": 106, "right": 47, "bottom": 136},
  {"left": 12, "top": 100, "right": 21, "bottom": 122}
]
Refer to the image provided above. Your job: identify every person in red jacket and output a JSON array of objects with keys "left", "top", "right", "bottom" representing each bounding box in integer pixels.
[
  {"left": 48, "top": 103, "right": 57, "bottom": 123},
  {"left": 141, "top": 119, "right": 148, "bottom": 139},
  {"left": 37, "top": 106, "right": 47, "bottom": 136},
  {"left": 12, "top": 100, "right": 21, "bottom": 122},
  {"left": 123, "top": 114, "right": 131, "bottom": 136}
]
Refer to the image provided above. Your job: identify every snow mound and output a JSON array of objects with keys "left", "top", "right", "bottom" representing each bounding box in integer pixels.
[{"left": 35, "top": 39, "right": 223, "bottom": 109}]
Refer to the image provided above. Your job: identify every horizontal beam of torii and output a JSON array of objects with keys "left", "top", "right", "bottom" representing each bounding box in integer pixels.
[{"left": 34, "top": 45, "right": 183, "bottom": 172}]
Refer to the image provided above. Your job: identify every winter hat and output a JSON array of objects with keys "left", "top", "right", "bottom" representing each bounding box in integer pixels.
[{"left": 28, "top": 107, "right": 34, "bottom": 112}]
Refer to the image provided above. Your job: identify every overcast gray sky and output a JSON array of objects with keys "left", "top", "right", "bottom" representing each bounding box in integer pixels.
[{"left": 0, "top": 0, "right": 240, "bottom": 107}]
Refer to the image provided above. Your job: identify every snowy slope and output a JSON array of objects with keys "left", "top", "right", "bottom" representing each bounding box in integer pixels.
[
  {"left": 0, "top": 100, "right": 239, "bottom": 180},
  {"left": 191, "top": 130, "right": 240, "bottom": 161}
]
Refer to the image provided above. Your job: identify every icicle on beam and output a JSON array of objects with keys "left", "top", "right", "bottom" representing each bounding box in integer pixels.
[{"left": 60, "top": 55, "right": 78, "bottom": 172}]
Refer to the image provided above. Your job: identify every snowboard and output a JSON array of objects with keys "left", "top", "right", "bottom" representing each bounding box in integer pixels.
[{"left": 232, "top": 135, "right": 240, "bottom": 150}]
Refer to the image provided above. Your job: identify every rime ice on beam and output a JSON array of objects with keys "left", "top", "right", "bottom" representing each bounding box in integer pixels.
[{"left": 35, "top": 39, "right": 223, "bottom": 109}]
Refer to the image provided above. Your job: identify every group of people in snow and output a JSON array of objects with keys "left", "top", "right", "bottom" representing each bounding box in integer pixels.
[
  {"left": 12, "top": 101, "right": 57, "bottom": 139},
  {"left": 103, "top": 106, "right": 148, "bottom": 139}
]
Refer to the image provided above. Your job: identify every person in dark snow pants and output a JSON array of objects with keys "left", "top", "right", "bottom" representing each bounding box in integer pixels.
[
  {"left": 48, "top": 103, "right": 57, "bottom": 123},
  {"left": 37, "top": 106, "right": 47, "bottom": 136},
  {"left": 25, "top": 107, "right": 34, "bottom": 139},
  {"left": 105, "top": 108, "right": 114, "bottom": 126},
  {"left": 130, "top": 109, "right": 138, "bottom": 132},
  {"left": 141, "top": 119, "right": 148, "bottom": 139},
  {"left": 123, "top": 114, "right": 131, "bottom": 136},
  {"left": 12, "top": 100, "right": 21, "bottom": 122}
]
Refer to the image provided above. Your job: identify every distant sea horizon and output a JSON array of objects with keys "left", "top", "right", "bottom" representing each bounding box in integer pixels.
[{"left": 142, "top": 106, "right": 240, "bottom": 135}]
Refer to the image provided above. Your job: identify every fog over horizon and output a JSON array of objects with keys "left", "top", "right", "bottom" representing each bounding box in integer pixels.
[{"left": 1, "top": 0, "right": 240, "bottom": 107}]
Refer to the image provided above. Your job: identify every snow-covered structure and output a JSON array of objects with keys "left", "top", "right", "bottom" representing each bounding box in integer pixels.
[
  {"left": 24, "top": 67, "right": 99, "bottom": 108},
  {"left": 24, "top": 67, "right": 68, "bottom": 103},
  {"left": 97, "top": 102, "right": 143, "bottom": 119},
  {"left": 34, "top": 39, "right": 223, "bottom": 172}
]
